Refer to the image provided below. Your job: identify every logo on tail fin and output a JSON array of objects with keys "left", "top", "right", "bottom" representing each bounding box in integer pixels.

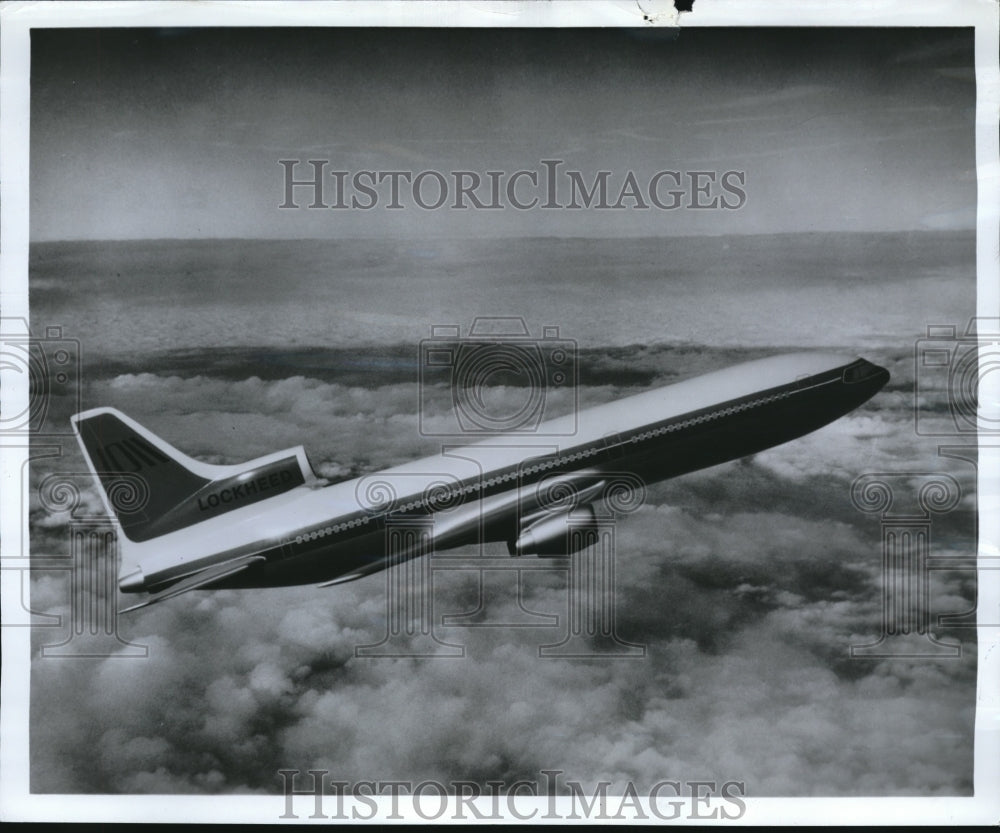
[
  {"left": 91, "top": 435, "right": 171, "bottom": 472},
  {"left": 72, "top": 409, "right": 307, "bottom": 542}
]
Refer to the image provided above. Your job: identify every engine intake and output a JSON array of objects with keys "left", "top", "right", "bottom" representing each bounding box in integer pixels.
[{"left": 508, "top": 504, "right": 599, "bottom": 557}]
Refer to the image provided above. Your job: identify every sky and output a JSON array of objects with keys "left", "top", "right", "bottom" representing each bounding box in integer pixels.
[{"left": 29, "top": 26, "right": 977, "bottom": 240}]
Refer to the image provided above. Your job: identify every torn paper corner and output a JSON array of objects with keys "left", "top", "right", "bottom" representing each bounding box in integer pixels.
[{"left": 636, "top": 0, "right": 681, "bottom": 26}]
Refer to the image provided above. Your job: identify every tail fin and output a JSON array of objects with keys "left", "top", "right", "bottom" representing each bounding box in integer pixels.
[{"left": 71, "top": 408, "right": 314, "bottom": 542}]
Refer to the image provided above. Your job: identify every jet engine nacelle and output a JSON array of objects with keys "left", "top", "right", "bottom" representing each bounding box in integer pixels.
[{"left": 508, "top": 504, "right": 599, "bottom": 557}]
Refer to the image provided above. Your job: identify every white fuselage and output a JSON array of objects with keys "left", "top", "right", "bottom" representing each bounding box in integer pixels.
[{"left": 119, "top": 351, "right": 889, "bottom": 593}]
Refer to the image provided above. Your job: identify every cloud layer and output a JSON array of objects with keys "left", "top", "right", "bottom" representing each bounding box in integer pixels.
[{"left": 28, "top": 346, "right": 978, "bottom": 797}]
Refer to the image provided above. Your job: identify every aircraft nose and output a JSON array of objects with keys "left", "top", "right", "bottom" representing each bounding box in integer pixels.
[{"left": 842, "top": 359, "right": 890, "bottom": 392}]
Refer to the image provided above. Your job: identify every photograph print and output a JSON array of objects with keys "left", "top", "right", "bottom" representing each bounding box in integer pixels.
[{"left": 3, "top": 3, "right": 997, "bottom": 824}]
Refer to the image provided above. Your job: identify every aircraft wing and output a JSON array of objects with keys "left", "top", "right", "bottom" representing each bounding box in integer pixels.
[
  {"left": 118, "top": 554, "right": 267, "bottom": 613},
  {"left": 318, "top": 471, "right": 611, "bottom": 588},
  {"left": 432, "top": 470, "right": 608, "bottom": 550}
]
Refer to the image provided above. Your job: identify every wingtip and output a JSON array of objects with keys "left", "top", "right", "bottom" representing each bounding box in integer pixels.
[{"left": 70, "top": 405, "right": 125, "bottom": 425}]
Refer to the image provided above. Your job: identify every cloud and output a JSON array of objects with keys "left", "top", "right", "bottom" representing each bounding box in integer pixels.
[{"left": 28, "top": 352, "right": 977, "bottom": 797}]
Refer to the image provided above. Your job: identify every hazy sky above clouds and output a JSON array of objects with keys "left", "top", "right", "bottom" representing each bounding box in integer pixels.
[{"left": 30, "top": 27, "right": 976, "bottom": 240}]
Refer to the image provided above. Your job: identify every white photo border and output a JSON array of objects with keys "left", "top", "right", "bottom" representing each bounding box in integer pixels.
[{"left": 1, "top": 0, "right": 998, "bottom": 824}]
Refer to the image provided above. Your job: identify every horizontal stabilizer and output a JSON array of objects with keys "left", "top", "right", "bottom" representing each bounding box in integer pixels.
[{"left": 119, "top": 555, "right": 266, "bottom": 613}]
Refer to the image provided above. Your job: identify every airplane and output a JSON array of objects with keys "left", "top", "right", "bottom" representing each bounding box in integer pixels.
[{"left": 70, "top": 352, "right": 890, "bottom": 613}]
